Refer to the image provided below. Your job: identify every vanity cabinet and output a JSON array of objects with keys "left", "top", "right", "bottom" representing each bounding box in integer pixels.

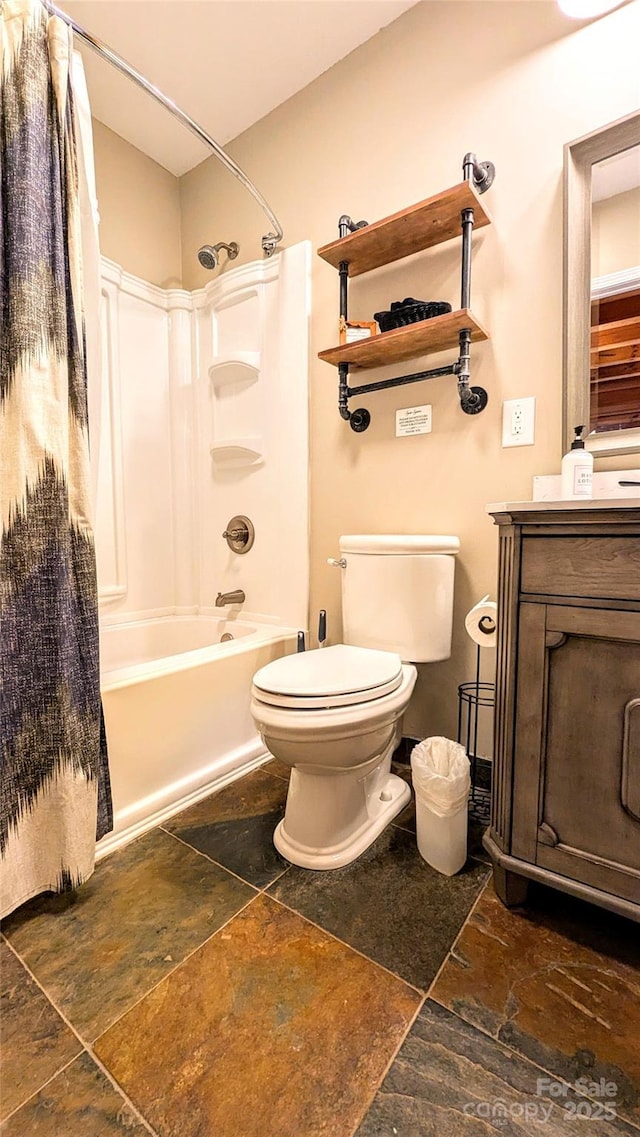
[{"left": 485, "top": 503, "right": 640, "bottom": 922}]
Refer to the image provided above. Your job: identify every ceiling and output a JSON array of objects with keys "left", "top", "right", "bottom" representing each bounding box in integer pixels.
[{"left": 60, "top": 1, "right": 418, "bottom": 176}]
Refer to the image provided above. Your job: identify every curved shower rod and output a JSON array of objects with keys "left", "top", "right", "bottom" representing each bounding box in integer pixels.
[{"left": 49, "top": 3, "right": 284, "bottom": 257}]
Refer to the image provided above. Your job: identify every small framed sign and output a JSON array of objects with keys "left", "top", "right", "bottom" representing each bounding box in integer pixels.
[
  {"left": 339, "top": 318, "right": 377, "bottom": 345},
  {"left": 396, "top": 404, "right": 432, "bottom": 437}
]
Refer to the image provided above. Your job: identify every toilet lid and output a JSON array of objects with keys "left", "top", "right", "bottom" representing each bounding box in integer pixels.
[{"left": 252, "top": 644, "right": 404, "bottom": 709}]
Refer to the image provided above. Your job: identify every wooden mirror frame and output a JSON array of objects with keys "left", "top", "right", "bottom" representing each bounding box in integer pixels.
[{"left": 563, "top": 110, "right": 640, "bottom": 457}]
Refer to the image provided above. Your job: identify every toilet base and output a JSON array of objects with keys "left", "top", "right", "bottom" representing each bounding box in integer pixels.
[{"left": 273, "top": 772, "right": 411, "bottom": 870}]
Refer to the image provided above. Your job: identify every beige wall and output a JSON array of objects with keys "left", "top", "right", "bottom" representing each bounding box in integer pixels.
[
  {"left": 93, "top": 119, "right": 182, "bottom": 288},
  {"left": 592, "top": 185, "right": 640, "bottom": 277},
  {"left": 178, "top": 0, "right": 640, "bottom": 741}
]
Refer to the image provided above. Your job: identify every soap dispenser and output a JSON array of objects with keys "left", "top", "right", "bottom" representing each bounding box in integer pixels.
[{"left": 561, "top": 425, "right": 593, "bottom": 500}]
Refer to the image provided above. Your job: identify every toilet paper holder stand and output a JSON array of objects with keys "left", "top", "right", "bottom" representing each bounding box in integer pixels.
[
  {"left": 457, "top": 641, "right": 495, "bottom": 825},
  {"left": 477, "top": 614, "right": 496, "bottom": 636}
]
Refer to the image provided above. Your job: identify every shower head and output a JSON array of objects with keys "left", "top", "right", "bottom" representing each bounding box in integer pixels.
[
  {"left": 197, "top": 241, "right": 239, "bottom": 270},
  {"left": 197, "top": 245, "right": 218, "bottom": 270}
]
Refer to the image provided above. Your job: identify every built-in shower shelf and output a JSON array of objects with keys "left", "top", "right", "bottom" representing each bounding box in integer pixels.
[
  {"left": 209, "top": 439, "right": 263, "bottom": 466},
  {"left": 208, "top": 353, "right": 260, "bottom": 388}
]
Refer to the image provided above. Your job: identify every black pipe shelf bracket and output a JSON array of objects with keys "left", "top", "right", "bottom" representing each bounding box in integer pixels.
[{"left": 317, "top": 153, "right": 495, "bottom": 431}]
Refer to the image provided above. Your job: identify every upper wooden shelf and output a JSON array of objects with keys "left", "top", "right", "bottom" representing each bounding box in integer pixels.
[
  {"left": 318, "top": 309, "right": 488, "bottom": 370},
  {"left": 317, "top": 182, "right": 492, "bottom": 278}
]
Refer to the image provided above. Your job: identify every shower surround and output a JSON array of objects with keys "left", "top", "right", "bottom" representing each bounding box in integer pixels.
[{"left": 95, "top": 243, "right": 310, "bottom": 857}]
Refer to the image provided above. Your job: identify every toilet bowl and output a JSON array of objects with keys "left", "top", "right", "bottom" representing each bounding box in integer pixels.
[
  {"left": 250, "top": 533, "right": 459, "bottom": 870},
  {"left": 251, "top": 645, "right": 416, "bottom": 869}
]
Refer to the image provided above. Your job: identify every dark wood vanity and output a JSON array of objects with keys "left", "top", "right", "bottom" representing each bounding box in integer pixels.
[{"left": 484, "top": 500, "right": 640, "bottom": 922}]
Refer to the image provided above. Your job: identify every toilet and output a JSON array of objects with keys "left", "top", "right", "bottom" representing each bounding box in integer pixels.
[{"left": 250, "top": 534, "right": 460, "bottom": 869}]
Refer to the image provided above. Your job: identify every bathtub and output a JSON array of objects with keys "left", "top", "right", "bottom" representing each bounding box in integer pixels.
[{"left": 97, "top": 616, "right": 296, "bottom": 859}]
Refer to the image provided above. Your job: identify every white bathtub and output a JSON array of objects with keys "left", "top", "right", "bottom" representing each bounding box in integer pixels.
[{"left": 97, "top": 616, "right": 296, "bottom": 859}]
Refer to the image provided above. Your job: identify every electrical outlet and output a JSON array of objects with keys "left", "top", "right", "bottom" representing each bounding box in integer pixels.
[{"left": 502, "top": 397, "right": 535, "bottom": 447}]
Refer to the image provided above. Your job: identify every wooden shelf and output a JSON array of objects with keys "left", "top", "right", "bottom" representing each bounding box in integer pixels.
[
  {"left": 590, "top": 294, "right": 640, "bottom": 432},
  {"left": 590, "top": 316, "right": 640, "bottom": 354},
  {"left": 317, "top": 182, "right": 491, "bottom": 278},
  {"left": 318, "top": 309, "right": 488, "bottom": 370}
]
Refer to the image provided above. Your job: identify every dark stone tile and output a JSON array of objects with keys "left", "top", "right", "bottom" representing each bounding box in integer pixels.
[
  {"left": 95, "top": 893, "right": 420, "bottom": 1137},
  {"left": 0, "top": 1052, "right": 148, "bottom": 1136},
  {"left": 163, "top": 767, "right": 288, "bottom": 887},
  {"left": 0, "top": 940, "right": 81, "bottom": 1121},
  {"left": 268, "top": 826, "right": 490, "bottom": 990},
  {"left": 2, "top": 828, "right": 254, "bottom": 1041},
  {"left": 430, "top": 882, "right": 640, "bottom": 1126},
  {"left": 467, "top": 817, "right": 490, "bottom": 863},
  {"left": 356, "top": 999, "right": 638, "bottom": 1136},
  {"left": 391, "top": 761, "right": 416, "bottom": 832},
  {"left": 518, "top": 881, "right": 640, "bottom": 965},
  {"left": 263, "top": 758, "right": 291, "bottom": 782}
]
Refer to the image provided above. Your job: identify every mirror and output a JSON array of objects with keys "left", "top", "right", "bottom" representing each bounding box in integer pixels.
[{"left": 563, "top": 111, "right": 640, "bottom": 456}]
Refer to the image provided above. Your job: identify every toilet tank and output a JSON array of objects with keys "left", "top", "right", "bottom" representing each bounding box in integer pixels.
[{"left": 339, "top": 535, "right": 460, "bottom": 662}]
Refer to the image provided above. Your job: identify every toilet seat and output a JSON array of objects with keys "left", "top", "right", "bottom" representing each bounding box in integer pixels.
[{"left": 252, "top": 643, "right": 403, "bottom": 709}]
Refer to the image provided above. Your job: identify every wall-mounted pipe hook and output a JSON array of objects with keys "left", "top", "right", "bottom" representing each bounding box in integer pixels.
[
  {"left": 349, "top": 408, "right": 371, "bottom": 432},
  {"left": 338, "top": 215, "right": 369, "bottom": 238},
  {"left": 462, "top": 153, "right": 495, "bottom": 194},
  {"left": 459, "top": 386, "right": 488, "bottom": 415}
]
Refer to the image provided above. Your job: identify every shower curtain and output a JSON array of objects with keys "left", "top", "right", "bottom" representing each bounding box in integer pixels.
[{"left": 0, "top": 0, "right": 112, "bottom": 918}]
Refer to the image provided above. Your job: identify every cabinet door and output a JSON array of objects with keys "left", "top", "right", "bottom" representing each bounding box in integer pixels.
[{"left": 512, "top": 603, "right": 640, "bottom": 904}]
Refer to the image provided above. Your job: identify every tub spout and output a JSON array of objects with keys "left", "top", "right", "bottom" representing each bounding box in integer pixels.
[{"left": 215, "top": 589, "right": 245, "bottom": 606}]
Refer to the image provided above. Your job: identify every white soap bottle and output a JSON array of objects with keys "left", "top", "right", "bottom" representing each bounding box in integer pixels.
[{"left": 561, "top": 425, "right": 593, "bottom": 500}]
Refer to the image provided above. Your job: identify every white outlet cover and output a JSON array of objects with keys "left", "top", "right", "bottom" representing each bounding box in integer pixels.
[{"left": 502, "top": 397, "right": 535, "bottom": 447}]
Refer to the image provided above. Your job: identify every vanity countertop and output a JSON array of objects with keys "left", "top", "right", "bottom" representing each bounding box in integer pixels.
[{"left": 486, "top": 498, "right": 640, "bottom": 514}]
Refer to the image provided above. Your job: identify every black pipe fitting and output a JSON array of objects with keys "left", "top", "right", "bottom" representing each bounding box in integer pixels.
[
  {"left": 338, "top": 215, "right": 368, "bottom": 238},
  {"left": 462, "top": 153, "right": 496, "bottom": 194},
  {"left": 338, "top": 364, "right": 351, "bottom": 420},
  {"left": 339, "top": 262, "right": 349, "bottom": 321}
]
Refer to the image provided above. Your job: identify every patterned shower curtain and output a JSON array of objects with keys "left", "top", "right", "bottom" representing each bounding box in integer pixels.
[{"left": 0, "top": 0, "right": 112, "bottom": 918}]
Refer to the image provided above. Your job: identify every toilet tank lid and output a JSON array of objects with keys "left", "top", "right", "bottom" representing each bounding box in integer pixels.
[{"left": 339, "top": 534, "right": 460, "bottom": 555}]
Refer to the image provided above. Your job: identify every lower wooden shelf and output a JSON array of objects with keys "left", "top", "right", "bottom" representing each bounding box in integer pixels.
[{"left": 318, "top": 308, "right": 488, "bottom": 370}]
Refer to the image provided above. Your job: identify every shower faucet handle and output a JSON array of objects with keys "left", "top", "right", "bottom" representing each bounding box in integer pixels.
[
  {"left": 327, "top": 557, "right": 346, "bottom": 568},
  {"left": 222, "top": 515, "right": 255, "bottom": 554}
]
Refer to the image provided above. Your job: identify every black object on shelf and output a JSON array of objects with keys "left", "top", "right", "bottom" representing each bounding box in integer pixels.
[
  {"left": 457, "top": 643, "right": 495, "bottom": 824},
  {"left": 373, "top": 298, "right": 452, "bottom": 332}
]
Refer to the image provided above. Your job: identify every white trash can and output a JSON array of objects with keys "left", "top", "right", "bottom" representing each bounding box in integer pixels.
[{"left": 411, "top": 736, "right": 470, "bottom": 876}]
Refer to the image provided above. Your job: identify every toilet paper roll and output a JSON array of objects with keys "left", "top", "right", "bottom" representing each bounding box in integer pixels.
[{"left": 465, "top": 595, "right": 498, "bottom": 648}]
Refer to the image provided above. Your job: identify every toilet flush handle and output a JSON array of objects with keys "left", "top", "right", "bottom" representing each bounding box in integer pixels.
[{"left": 327, "top": 557, "right": 346, "bottom": 568}]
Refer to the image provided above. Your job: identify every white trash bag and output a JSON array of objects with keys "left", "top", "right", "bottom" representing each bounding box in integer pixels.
[{"left": 411, "top": 737, "right": 470, "bottom": 876}]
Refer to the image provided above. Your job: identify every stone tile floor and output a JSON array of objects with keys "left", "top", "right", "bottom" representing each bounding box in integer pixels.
[{"left": 2, "top": 759, "right": 638, "bottom": 1136}]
